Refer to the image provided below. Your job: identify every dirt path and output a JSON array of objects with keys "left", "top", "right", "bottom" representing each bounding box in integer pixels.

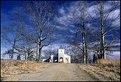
[
  {"left": 4, "top": 63, "right": 97, "bottom": 81},
  {"left": 3, "top": 63, "right": 120, "bottom": 81}
]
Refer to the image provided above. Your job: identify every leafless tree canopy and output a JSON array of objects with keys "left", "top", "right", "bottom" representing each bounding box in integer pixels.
[{"left": 1, "top": 1, "right": 120, "bottom": 63}]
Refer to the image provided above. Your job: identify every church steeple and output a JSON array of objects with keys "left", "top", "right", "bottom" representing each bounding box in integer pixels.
[{"left": 59, "top": 45, "right": 64, "bottom": 49}]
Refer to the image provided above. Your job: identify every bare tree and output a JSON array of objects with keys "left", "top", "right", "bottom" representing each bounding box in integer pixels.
[
  {"left": 69, "top": 1, "right": 89, "bottom": 63},
  {"left": 1, "top": 23, "right": 24, "bottom": 59},
  {"left": 1, "top": 7, "right": 34, "bottom": 60},
  {"left": 62, "top": 1, "right": 93, "bottom": 63},
  {"left": 67, "top": 44, "right": 83, "bottom": 63},
  {"left": 79, "top": 2, "right": 88, "bottom": 63},
  {"left": 63, "top": 1, "right": 120, "bottom": 63},
  {"left": 95, "top": 1, "right": 120, "bottom": 59},
  {"left": 25, "top": 1, "right": 55, "bottom": 61}
]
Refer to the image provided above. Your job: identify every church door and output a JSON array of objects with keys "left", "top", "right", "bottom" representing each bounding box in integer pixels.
[{"left": 59, "top": 57, "right": 64, "bottom": 63}]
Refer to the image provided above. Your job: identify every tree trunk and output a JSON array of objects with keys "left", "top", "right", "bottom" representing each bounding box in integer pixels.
[
  {"left": 82, "top": 37, "right": 87, "bottom": 63},
  {"left": 99, "top": 1, "right": 105, "bottom": 59},
  {"left": 10, "top": 39, "right": 16, "bottom": 59},
  {"left": 38, "top": 47, "right": 42, "bottom": 61},
  {"left": 81, "top": 8, "right": 88, "bottom": 64},
  {"left": 85, "top": 41, "right": 88, "bottom": 63},
  {"left": 36, "top": 44, "right": 39, "bottom": 61},
  {"left": 38, "top": 35, "right": 42, "bottom": 61},
  {"left": 25, "top": 53, "right": 27, "bottom": 60}
]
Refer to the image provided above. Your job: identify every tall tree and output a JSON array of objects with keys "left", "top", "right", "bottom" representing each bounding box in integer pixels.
[
  {"left": 80, "top": 2, "right": 88, "bottom": 63},
  {"left": 70, "top": 1, "right": 88, "bottom": 63},
  {"left": 62, "top": 1, "right": 93, "bottom": 63},
  {"left": 25, "top": 1, "right": 55, "bottom": 61},
  {"left": 1, "top": 13, "right": 24, "bottom": 59},
  {"left": 95, "top": 1, "right": 120, "bottom": 59}
]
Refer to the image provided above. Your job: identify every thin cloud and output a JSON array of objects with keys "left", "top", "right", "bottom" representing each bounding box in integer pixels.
[{"left": 107, "top": 9, "right": 120, "bottom": 19}]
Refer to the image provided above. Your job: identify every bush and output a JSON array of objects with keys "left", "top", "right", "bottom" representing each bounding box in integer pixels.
[{"left": 14, "top": 62, "right": 23, "bottom": 66}]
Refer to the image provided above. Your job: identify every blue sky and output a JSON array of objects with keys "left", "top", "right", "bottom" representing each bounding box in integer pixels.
[{"left": 1, "top": 1, "right": 120, "bottom": 59}]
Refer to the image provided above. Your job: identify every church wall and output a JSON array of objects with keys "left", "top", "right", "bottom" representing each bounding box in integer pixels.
[{"left": 58, "top": 49, "right": 71, "bottom": 63}]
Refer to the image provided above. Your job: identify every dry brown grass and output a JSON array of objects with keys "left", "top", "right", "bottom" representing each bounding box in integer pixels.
[
  {"left": 79, "top": 59, "right": 120, "bottom": 81},
  {"left": 1, "top": 59, "right": 49, "bottom": 76},
  {"left": 79, "top": 63, "right": 120, "bottom": 81},
  {"left": 96, "top": 59, "right": 120, "bottom": 66}
]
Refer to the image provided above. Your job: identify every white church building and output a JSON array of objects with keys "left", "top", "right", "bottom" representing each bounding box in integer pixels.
[
  {"left": 58, "top": 48, "right": 71, "bottom": 63},
  {"left": 44, "top": 48, "right": 71, "bottom": 63}
]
